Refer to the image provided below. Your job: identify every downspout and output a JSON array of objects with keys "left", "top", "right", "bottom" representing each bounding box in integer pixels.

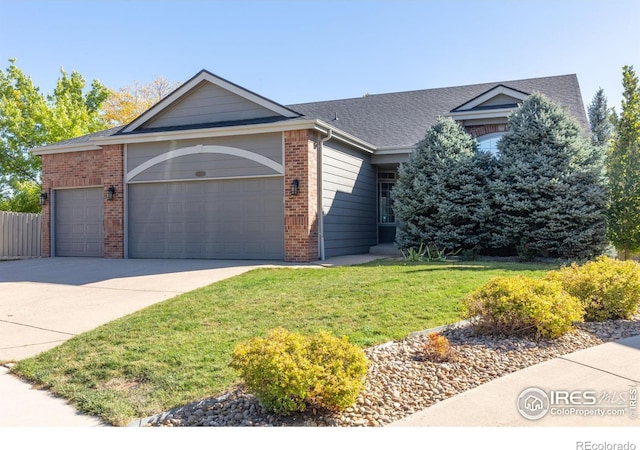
[{"left": 318, "top": 128, "right": 332, "bottom": 261}]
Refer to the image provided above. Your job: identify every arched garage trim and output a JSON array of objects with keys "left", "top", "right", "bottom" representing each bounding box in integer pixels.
[{"left": 125, "top": 144, "right": 284, "bottom": 182}]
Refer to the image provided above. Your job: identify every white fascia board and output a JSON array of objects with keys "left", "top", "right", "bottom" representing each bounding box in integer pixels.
[
  {"left": 316, "top": 120, "right": 376, "bottom": 154},
  {"left": 375, "top": 146, "right": 414, "bottom": 155},
  {"left": 121, "top": 71, "right": 299, "bottom": 133},
  {"left": 34, "top": 120, "right": 378, "bottom": 156},
  {"left": 445, "top": 107, "right": 517, "bottom": 121},
  {"left": 95, "top": 120, "right": 377, "bottom": 154},
  {"left": 95, "top": 120, "right": 321, "bottom": 145},
  {"left": 31, "top": 142, "right": 103, "bottom": 155},
  {"left": 453, "top": 85, "right": 528, "bottom": 112}
]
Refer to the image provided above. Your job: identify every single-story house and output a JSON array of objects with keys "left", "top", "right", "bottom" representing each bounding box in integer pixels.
[{"left": 32, "top": 70, "right": 588, "bottom": 262}]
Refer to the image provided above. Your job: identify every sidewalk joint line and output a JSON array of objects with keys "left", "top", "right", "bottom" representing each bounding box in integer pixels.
[
  {"left": 0, "top": 319, "right": 76, "bottom": 337},
  {"left": 558, "top": 356, "right": 640, "bottom": 384}
]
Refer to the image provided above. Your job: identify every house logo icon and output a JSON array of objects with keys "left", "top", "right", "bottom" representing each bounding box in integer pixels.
[{"left": 517, "top": 387, "right": 550, "bottom": 420}]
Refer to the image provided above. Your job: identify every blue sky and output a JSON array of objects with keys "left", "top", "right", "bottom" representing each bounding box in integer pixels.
[{"left": 1, "top": 0, "right": 639, "bottom": 117}]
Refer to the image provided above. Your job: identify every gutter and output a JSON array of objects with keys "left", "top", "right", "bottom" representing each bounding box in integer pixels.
[{"left": 318, "top": 128, "right": 332, "bottom": 261}]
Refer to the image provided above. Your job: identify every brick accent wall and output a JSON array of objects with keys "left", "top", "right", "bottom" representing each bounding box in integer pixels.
[
  {"left": 464, "top": 123, "right": 508, "bottom": 138},
  {"left": 40, "top": 145, "right": 124, "bottom": 258},
  {"left": 283, "top": 130, "right": 319, "bottom": 262}
]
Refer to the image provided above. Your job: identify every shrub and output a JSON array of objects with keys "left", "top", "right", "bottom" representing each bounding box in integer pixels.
[
  {"left": 547, "top": 256, "right": 640, "bottom": 321},
  {"left": 462, "top": 276, "right": 583, "bottom": 338},
  {"left": 230, "top": 328, "right": 368, "bottom": 415},
  {"left": 306, "top": 331, "right": 369, "bottom": 412},
  {"left": 229, "top": 327, "right": 313, "bottom": 415},
  {"left": 422, "top": 332, "right": 457, "bottom": 362}
]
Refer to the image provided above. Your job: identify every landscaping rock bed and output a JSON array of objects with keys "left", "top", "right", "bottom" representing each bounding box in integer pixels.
[{"left": 149, "top": 314, "right": 640, "bottom": 427}]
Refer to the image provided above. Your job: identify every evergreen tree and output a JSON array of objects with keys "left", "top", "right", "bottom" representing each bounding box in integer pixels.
[
  {"left": 588, "top": 88, "right": 614, "bottom": 147},
  {"left": 491, "top": 93, "right": 608, "bottom": 259},
  {"left": 393, "top": 117, "right": 492, "bottom": 252},
  {"left": 607, "top": 65, "right": 640, "bottom": 259}
]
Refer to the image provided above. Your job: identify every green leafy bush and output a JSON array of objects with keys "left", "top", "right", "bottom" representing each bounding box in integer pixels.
[
  {"left": 547, "top": 256, "right": 640, "bottom": 321},
  {"left": 230, "top": 328, "right": 368, "bottom": 415},
  {"left": 462, "top": 276, "right": 583, "bottom": 338}
]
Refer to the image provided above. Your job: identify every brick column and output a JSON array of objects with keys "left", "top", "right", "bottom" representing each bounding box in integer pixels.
[
  {"left": 284, "top": 130, "right": 319, "bottom": 262},
  {"left": 102, "top": 144, "right": 124, "bottom": 258}
]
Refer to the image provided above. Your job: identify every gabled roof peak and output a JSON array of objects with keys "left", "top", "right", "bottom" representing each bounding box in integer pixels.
[{"left": 120, "top": 69, "right": 301, "bottom": 134}]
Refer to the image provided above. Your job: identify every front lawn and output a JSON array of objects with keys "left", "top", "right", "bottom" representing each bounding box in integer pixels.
[{"left": 12, "top": 259, "right": 554, "bottom": 425}]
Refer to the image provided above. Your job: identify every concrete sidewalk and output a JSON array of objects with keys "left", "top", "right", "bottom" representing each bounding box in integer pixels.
[{"left": 391, "top": 335, "right": 640, "bottom": 427}]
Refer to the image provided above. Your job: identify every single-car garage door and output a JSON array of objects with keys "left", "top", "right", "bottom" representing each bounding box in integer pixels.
[
  {"left": 55, "top": 188, "right": 104, "bottom": 257},
  {"left": 128, "top": 178, "right": 284, "bottom": 259}
]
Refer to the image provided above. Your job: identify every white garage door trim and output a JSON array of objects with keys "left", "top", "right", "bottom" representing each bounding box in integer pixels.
[{"left": 126, "top": 145, "right": 284, "bottom": 182}]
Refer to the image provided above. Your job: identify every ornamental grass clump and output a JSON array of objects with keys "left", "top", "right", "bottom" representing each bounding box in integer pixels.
[
  {"left": 230, "top": 327, "right": 368, "bottom": 416},
  {"left": 462, "top": 276, "right": 584, "bottom": 339},
  {"left": 547, "top": 256, "right": 640, "bottom": 321}
]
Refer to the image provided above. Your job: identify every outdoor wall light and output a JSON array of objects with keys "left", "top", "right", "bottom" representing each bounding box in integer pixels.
[
  {"left": 106, "top": 185, "right": 116, "bottom": 201},
  {"left": 291, "top": 179, "right": 299, "bottom": 196},
  {"left": 39, "top": 192, "right": 48, "bottom": 206}
]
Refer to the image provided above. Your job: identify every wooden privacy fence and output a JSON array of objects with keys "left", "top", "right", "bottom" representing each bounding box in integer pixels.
[{"left": 0, "top": 211, "right": 42, "bottom": 258}]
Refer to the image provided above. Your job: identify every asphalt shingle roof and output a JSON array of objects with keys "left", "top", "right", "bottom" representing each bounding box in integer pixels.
[
  {"left": 37, "top": 74, "right": 587, "bottom": 151},
  {"left": 287, "top": 74, "right": 588, "bottom": 148}
]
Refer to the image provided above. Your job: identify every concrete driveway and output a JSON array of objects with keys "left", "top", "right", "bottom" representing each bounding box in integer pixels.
[{"left": 0, "top": 257, "right": 289, "bottom": 361}]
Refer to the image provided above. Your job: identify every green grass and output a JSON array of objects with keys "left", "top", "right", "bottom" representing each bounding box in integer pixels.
[{"left": 12, "top": 259, "right": 554, "bottom": 425}]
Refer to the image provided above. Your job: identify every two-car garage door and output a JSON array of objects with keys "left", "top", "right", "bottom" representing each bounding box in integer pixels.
[{"left": 128, "top": 178, "right": 284, "bottom": 259}]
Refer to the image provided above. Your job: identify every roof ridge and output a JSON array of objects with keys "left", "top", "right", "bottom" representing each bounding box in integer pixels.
[{"left": 288, "top": 74, "right": 577, "bottom": 108}]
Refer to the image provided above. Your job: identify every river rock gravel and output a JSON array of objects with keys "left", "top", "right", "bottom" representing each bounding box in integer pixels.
[{"left": 148, "top": 314, "right": 640, "bottom": 427}]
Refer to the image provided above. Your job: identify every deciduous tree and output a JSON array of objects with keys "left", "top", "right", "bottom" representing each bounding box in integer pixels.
[
  {"left": 0, "top": 59, "right": 109, "bottom": 211},
  {"left": 607, "top": 65, "right": 640, "bottom": 259},
  {"left": 101, "top": 77, "right": 179, "bottom": 126}
]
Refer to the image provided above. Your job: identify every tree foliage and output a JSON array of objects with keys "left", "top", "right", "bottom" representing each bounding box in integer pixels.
[
  {"left": 393, "top": 117, "right": 492, "bottom": 252},
  {"left": 587, "top": 87, "right": 614, "bottom": 147},
  {"left": 0, "top": 59, "right": 109, "bottom": 210},
  {"left": 607, "top": 65, "right": 640, "bottom": 259},
  {"left": 101, "top": 77, "right": 179, "bottom": 127},
  {"left": 0, "top": 179, "right": 41, "bottom": 212},
  {"left": 492, "top": 92, "right": 608, "bottom": 259}
]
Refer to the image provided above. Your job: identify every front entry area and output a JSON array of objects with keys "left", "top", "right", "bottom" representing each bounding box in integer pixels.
[{"left": 127, "top": 177, "right": 284, "bottom": 259}]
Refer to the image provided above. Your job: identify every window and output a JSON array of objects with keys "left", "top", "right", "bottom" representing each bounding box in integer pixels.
[
  {"left": 478, "top": 132, "right": 505, "bottom": 155},
  {"left": 378, "top": 172, "right": 396, "bottom": 224}
]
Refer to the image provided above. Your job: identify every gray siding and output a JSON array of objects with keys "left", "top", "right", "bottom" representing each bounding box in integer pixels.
[
  {"left": 322, "top": 141, "right": 376, "bottom": 257},
  {"left": 142, "top": 81, "right": 278, "bottom": 129},
  {"left": 475, "top": 93, "right": 520, "bottom": 108},
  {"left": 127, "top": 133, "right": 283, "bottom": 183}
]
